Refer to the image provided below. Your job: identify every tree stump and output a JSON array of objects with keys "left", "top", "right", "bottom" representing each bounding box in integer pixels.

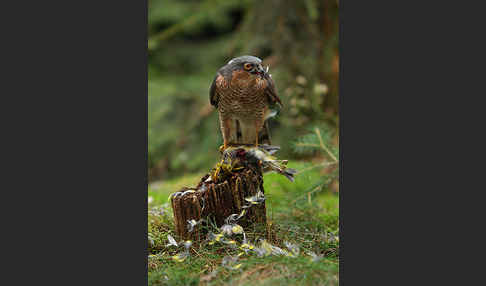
[{"left": 170, "top": 159, "right": 267, "bottom": 241}]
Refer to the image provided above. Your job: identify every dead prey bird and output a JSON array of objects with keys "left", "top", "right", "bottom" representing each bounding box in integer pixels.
[{"left": 220, "top": 145, "right": 297, "bottom": 181}]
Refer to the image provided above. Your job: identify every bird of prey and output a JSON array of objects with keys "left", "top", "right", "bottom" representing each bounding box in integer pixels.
[{"left": 209, "top": 55, "right": 282, "bottom": 151}]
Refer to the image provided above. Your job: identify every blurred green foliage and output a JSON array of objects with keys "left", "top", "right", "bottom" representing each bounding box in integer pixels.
[{"left": 148, "top": 0, "right": 339, "bottom": 180}]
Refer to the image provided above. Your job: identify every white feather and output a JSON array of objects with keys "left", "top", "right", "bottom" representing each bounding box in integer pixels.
[{"left": 265, "top": 110, "right": 278, "bottom": 120}]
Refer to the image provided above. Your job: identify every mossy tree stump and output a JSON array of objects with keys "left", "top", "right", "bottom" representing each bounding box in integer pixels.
[{"left": 171, "top": 162, "right": 267, "bottom": 241}]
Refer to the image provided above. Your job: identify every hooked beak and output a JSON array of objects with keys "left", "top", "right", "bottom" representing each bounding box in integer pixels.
[{"left": 255, "top": 64, "right": 267, "bottom": 77}]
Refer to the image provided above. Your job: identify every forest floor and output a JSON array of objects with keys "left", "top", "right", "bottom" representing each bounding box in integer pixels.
[{"left": 148, "top": 161, "right": 339, "bottom": 286}]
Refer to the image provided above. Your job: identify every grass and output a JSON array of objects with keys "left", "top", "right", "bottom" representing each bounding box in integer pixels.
[{"left": 148, "top": 160, "right": 339, "bottom": 285}]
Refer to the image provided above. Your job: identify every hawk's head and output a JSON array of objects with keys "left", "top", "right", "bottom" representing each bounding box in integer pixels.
[{"left": 224, "top": 55, "right": 266, "bottom": 77}]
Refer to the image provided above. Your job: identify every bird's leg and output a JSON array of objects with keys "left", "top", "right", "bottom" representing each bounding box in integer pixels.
[
  {"left": 255, "top": 129, "right": 258, "bottom": 148},
  {"left": 220, "top": 117, "right": 231, "bottom": 152},
  {"left": 254, "top": 119, "right": 263, "bottom": 148},
  {"left": 219, "top": 140, "right": 228, "bottom": 153}
]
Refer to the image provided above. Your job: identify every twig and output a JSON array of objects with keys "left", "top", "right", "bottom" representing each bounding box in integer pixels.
[
  {"left": 150, "top": 13, "right": 200, "bottom": 43},
  {"left": 291, "top": 185, "right": 322, "bottom": 205},
  {"left": 297, "top": 161, "right": 338, "bottom": 174},
  {"left": 149, "top": 0, "right": 229, "bottom": 45},
  {"left": 294, "top": 143, "right": 321, "bottom": 148},
  {"left": 315, "top": 127, "right": 338, "bottom": 162}
]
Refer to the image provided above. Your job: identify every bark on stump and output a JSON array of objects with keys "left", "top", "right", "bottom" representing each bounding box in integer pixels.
[{"left": 171, "top": 164, "right": 266, "bottom": 241}]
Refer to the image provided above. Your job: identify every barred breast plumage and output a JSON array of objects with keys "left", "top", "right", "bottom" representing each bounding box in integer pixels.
[{"left": 219, "top": 71, "right": 266, "bottom": 118}]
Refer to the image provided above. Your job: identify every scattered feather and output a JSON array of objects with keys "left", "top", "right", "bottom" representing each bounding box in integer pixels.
[
  {"left": 270, "top": 245, "right": 290, "bottom": 256},
  {"left": 259, "top": 240, "right": 273, "bottom": 256},
  {"left": 222, "top": 239, "right": 238, "bottom": 248},
  {"left": 284, "top": 241, "right": 300, "bottom": 256},
  {"left": 231, "top": 224, "right": 244, "bottom": 234},
  {"left": 149, "top": 206, "right": 166, "bottom": 216},
  {"left": 166, "top": 234, "right": 178, "bottom": 247},
  {"left": 307, "top": 251, "right": 324, "bottom": 262},
  {"left": 244, "top": 191, "right": 265, "bottom": 205},
  {"left": 198, "top": 183, "right": 208, "bottom": 192},
  {"left": 207, "top": 232, "right": 224, "bottom": 245},
  {"left": 172, "top": 251, "right": 189, "bottom": 262},
  {"left": 200, "top": 197, "right": 206, "bottom": 212},
  {"left": 187, "top": 219, "right": 204, "bottom": 233},
  {"left": 214, "top": 233, "right": 224, "bottom": 242},
  {"left": 240, "top": 235, "right": 255, "bottom": 253},
  {"left": 225, "top": 209, "right": 247, "bottom": 224},
  {"left": 221, "top": 255, "right": 241, "bottom": 270},
  {"left": 252, "top": 247, "right": 267, "bottom": 257},
  {"left": 225, "top": 214, "right": 239, "bottom": 224},
  {"left": 187, "top": 219, "right": 197, "bottom": 232},
  {"left": 240, "top": 243, "right": 254, "bottom": 250},
  {"left": 184, "top": 240, "right": 192, "bottom": 250},
  {"left": 221, "top": 224, "right": 233, "bottom": 235}
]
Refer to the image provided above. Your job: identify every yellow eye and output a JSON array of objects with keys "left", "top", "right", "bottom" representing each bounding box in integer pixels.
[{"left": 244, "top": 63, "right": 253, "bottom": 71}]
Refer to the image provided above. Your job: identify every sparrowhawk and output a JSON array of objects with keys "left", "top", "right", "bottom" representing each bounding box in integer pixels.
[{"left": 209, "top": 55, "right": 282, "bottom": 150}]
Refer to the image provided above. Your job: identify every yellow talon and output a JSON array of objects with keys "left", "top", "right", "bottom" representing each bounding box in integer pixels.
[{"left": 219, "top": 142, "right": 229, "bottom": 152}]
